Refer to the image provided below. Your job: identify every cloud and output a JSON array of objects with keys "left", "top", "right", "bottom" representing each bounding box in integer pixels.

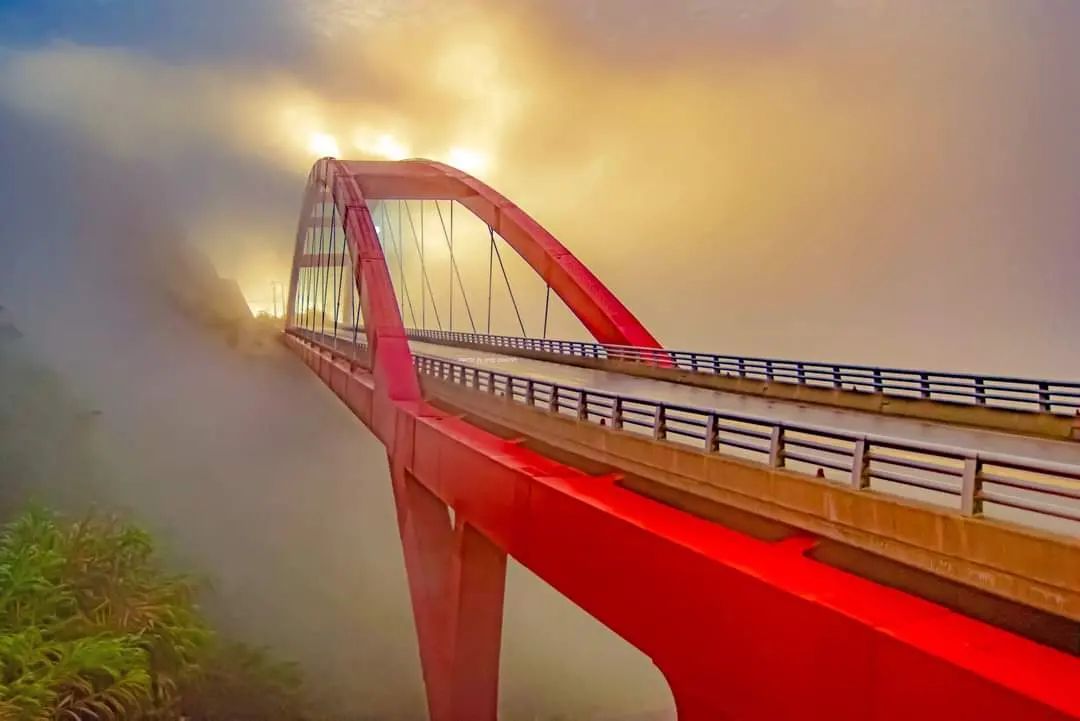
[
  {"left": 2, "top": 1, "right": 1078, "bottom": 366},
  {"left": 0, "top": 43, "right": 316, "bottom": 168}
]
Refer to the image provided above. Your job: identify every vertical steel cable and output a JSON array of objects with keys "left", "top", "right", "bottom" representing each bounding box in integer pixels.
[
  {"left": 486, "top": 229, "right": 494, "bottom": 334},
  {"left": 435, "top": 200, "right": 476, "bottom": 332},
  {"left": 332, "top": 202, "right": 348, "bottom": 348},
  {"left": 447, "top": 201, "right": 453, "bottom": 331},
  {"left": 299, "top": 185, "right": 316, "bottom": 331},
  {"left": 314, "top": 183, "right": 329, "bottom": 333},
  {"left": 543, "top": 284, "right": 551, "bottom": 338},
  {"left": 397, "top": 200, "right": 404, "bottom": 308},
  {"left": 403, "top": 200, "right": 442, "bottom": 330},
  {"left": 380, "top": 202, "right": 418, "bottom": 327},
  {"left": 489, "top": 226, "right": 527, "bottom": 336},
  {"left": 420, "top": 199, "right": 425, "bottom": 330},
  {"left": 348, "top": 223, "right": 360, "bottom": 359},
  {"left": 319, "top": 191, "right": 331, "bottom": 337}
]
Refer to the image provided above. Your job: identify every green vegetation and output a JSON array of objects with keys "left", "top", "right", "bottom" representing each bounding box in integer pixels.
[{"left": 0, "top": 508, "right": 316, "bottom": 720}]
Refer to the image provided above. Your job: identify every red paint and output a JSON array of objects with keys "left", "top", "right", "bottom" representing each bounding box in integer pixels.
[
  {"left": 285, "top": 159, "right": 1080, "bottom": 721},
  {"left": 338, "top": 159, "right": 661, "bottom": 348}
]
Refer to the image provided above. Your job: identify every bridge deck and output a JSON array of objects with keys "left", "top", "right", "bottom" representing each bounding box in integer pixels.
[{"left": 409, "top": 340, "right": 1080, "bottom": 465}]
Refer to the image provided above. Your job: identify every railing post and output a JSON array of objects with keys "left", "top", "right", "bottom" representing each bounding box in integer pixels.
[
  {"left": 833, "top": 366, "right": 842, "bottom": 389},
  {"left": 1038, "top": 382, "right": 1052, "bottom": 413},
  {"left": 653, "top": 406, "right": 667, "bottom": 440},
  {"left": 738, "top": 358, "right": 746, "bottom": 378},
  {"left": 960, "top": 455, "right": 984, "bottom": 515},
  {"left": 797, "top": 363, "right": 806, "bottom": 384},
  {"left": 525, "top": 379, "right": 535, "bottom": 406},
  {"left": 872, "top": 368, "right": 883, "bottom": 393},
  {"left": 974, "top": 377, "right": 987, "bottom": 405},
  {"left": 850, "top": 438, "right": 869, "bottom": 489},
  {"left": 612, "top": 397, "right": 624, "bottom": 429},
  {"left": 472, "top": 368, "right": 481, "bottom": 390},
  {"left": 768, "top": 425, "right": 785, "bottom": 468},
  {"left": 765, "top": 359, "right": 774, "bottom": 383},
  {"left": 577, "top": 390, "right": 588, "bottom": 421},
  {"left": 705, "top": 412, "right": 719, "bottom": 452},
  {"left": 920, "top": 373, "right": 931, "bottom": 399},
  {"left": 487, "top": 372, "right": 496, "bottom": 394},
  {"left": 549, "top": 384, "right": 560, "bottom": 413}
]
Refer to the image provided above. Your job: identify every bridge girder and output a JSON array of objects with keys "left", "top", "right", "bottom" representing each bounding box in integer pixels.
[{"left": 283, "top": 158, "right": 1080, "bottom": 721}]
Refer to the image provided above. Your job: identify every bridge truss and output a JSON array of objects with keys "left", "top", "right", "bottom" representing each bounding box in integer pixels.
[{"left": 284, "top": 158, "right": 1078, "bottom": 721}]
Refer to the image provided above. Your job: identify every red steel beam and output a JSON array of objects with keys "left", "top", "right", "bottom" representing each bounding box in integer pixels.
[
  {"left": 283, "top": 158, "right": 1080, "bottom": 721},
  {"left": 287, "top": 333, "right": 1080, "bottom": 721}
]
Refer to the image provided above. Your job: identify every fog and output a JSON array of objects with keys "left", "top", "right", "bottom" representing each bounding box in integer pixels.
[{"left": 1, "top": 1, "right": 1079, "bottom": 719}]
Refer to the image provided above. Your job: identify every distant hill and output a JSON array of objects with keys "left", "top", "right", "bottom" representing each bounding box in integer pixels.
[
  {"left": 141, "top": 241, "right": 282, "bottom": 353},
  {"left": 0, "top": 304, "right": 109, "bottom": 514}
]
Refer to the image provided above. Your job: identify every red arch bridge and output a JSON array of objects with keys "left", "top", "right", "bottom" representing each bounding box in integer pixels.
[{"left": 284, "top": 158, "right": 1080, "bottom": 721}]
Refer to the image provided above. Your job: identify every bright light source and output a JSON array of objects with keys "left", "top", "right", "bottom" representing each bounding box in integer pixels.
[
  {"left": 447, "top": 147, "right": 488, "bottom": 174},
  {"left": 355, "top": 132, "right": 410, "bottom": 160},
  {"left": 308, "top": 132, "right": 340, "bottom": 158},
  {"left": 375, "top": 134, "right": 409, "bottom": 160}
]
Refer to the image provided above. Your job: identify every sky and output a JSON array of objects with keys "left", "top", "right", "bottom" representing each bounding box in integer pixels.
[
  {"left": 1, "top": 0, "right": 1078, "bottom": 375},
  {"left": 0, "top": 2, "right": 1078, "bottom": 718}
]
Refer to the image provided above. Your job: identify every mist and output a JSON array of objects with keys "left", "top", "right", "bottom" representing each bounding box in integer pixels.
[{"left": 1, "top": 1, "right": 1079, "bottom": 719}]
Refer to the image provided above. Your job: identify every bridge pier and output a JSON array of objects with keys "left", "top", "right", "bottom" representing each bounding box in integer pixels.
[{"left": 389, "top": 461, "right": 506, "bottom": 721}]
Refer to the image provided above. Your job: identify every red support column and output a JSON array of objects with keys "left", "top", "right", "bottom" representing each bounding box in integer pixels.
[
  {"left": 447, "top": 518, "right": 507, "bottom": 719},
  {"left": 389, "top": 461, "right": 507, "bottom": 721}
]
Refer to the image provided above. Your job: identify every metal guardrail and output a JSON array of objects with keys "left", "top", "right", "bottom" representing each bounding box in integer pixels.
[
  {"left": 406, "top": 328, "right": 1080, "bottom": 416},
  {"left": 412, "top": 352, "right": 1080, "bottom": 527},
  {"left": 287, "top": 326, "right": 1080, "bottom": 530}
]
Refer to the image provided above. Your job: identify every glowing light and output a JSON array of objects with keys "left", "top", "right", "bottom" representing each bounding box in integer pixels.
[
  {"left": 355, "top": 132, "right": 410, "bottom": 160},
  {"left": 447, "top": 147, "right": 489, "bottom": 174},
  {"left": 308, "top": 132, "right": 340, "bottom": 158}
]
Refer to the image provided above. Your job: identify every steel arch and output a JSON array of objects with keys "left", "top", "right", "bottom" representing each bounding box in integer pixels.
[{"left": 339, "top": 159, "right": 661, "bottom": 349}]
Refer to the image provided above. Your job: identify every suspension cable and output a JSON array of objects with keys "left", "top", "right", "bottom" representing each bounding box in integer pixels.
[
  {"left": 542, "top": 283, "right": 551, "bottom": 339},
  {"left": 420, "top": 199, "right": 425, "bottom": 330},
  {"left": 403, "top": 200, "right": 443, "bottom": 331},
  {"left": 397, "top": 200, "right": 404, "bottom": 306},
  {"left": 348, "top": 224, "right": 361, "bottom": 358},
  {"left": 348, "top": 199, "right": 363, "bottom": 355},
  {"left": 332, "top": 202, "right": 348, "bottom": 348},
  {"left": 489, "top": 226, "right": 527, "bottom": 336},
  {"left": 486, "top": 230, "right": 494, "bottom": 334},
  {"left": 296, "top": 224, "right": 307, "bottom": 330},
  {"left": 435, "top": 200, "right": 477, "bottom": 333},
  {"left": 314, "top": 186, "right": 329, "bottom": 334},
  {"left": 447, "top": 201, "right": 453, "bottom": 330},
  {"left": 319, "top": 196, "right": 332, "bottom": 336},
  {"left": 379, "top": 201, "right": 418, "bottom": 328},
  {"left": 300, "top": 188, "right": 319, "bottom": 331}
]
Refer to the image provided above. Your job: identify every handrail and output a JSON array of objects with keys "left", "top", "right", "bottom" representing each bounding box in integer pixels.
[
  {"left": 405, "top": 328, "right": 1080, "bottom": 415},
  {"left": 289, "top": 326, "right": 1080, "bottom": 531},
  {"left": 412, "top": 351, "right": 1080, "bottom": 529}
]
